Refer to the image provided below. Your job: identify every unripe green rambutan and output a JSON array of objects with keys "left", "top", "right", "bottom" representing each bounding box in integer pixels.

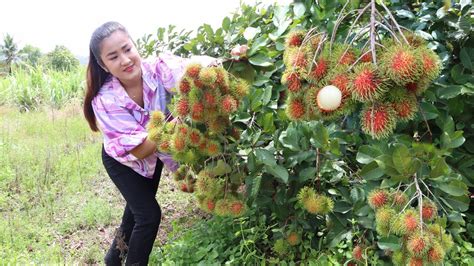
[
  {"left": 214, "top": 198, "right": 230, "bottom": 216},
  {"left": 230, "top": 79, "right": 250, "bottom": 99},
  {"left": 368, "top": 189, "right": 390, "bottom": 209},
  {"left": 375, "top": 207, "right": 396, "bottom": 236},
  {"left": 352, "top": 245, "right": 364, "bottom": 261},
  {"left": 221, "top": 95, "right": 238, "bottom": 114},
  {"left": 350, "top": 63, "right": 387, "bottom": 102},
  {"left": 286, "top": 231, "right": 301, "bottom": 246},
  {"left": 427, "top": 224, "right": 453, "bottom": 251},
  {"left": 198, "top": 67, "right": 218, "bottom": 86},
  {"left": 273, "top": 239, "right": 289, "bottom": 256},
  {"left": 148, "top": 128, "right": 161, "bottom": 143},
  {"left": 285, "top": 30, "right": 306, "bottom": 48},
  {"left": 391, "top": 250, "right": 406, "bottom": 266},
  {"left": 360, "top": 103, "right": 397, "bottom": 139},
  {"left": 282, "top": 70, "right": 303, "bottom": 93},
  {"left": 150, "top": 111, "right": 165, "bottom": 125},
  {"left": 427, "top": 241, "right": 445, "bottom": 263},
  {"left": 421, "top": 201, "right": 437, "bottom": 221},
  {"left": 286, "top": 97, "right": 306, "bottom": 120},
  {"left": 185, "top": 63, "right": 202, "bottom": 79},
  {"left": 175, "top": 98, "right": 190, "bottom": 117},
  {"left": 178, "top": 78, "right": 191, "bottom": 94},
  {"left": 181, "top": 150, "right": 198, "bottom": 164},
  {"left": 407, "top": 232, "right": 431, "bottom": 257},
  {"left": 191, "top": 102, "right": 205, "bottom": 122},
  {"left": 380, "top": 45, "right": 422, "bottom": 86}
]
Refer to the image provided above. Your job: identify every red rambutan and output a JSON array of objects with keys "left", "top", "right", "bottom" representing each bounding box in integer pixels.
[
  {"left": 179, "top": 78, "right": 191, "bottom": 94},
  {"left": 285, "top": 30, "right": 305, "bottom": 47},
  {"left": 421, "top": 201, "right": 437, "bottom": 221},
  {"left": 368, "top": 189, "right": 390, "bottom": 209},
  {"left": 307, "top": 58, "right": 329, "bottom": 83},
  {"left": 185, "top": 63, "right": 201, "bottom": 79},
  {"left": 352, "top": 245, "right": 363, "bottom": 261},
  {"left": 282, "top": 71, "right": 303, "bottom": 93},
  {"left": 287, "top": 232, "right": 301, "bottom": 246},
  {"left": 175, "top": 98, "right": 190, "bottom": 117},
  {"left": 188, "top": 129, "right": 202, "bottom": 147},
  {"left": 286, "top": 98, "right": 306, "bottom": 120},
  {"left": 350, "top": 63, "right": 387, "bottom": 102},
  {"left": 380, "top": 45, "right": 422, "bottom": 85},
  {"left": 360, "top": 103, "right": 397, "bottom": 139},
  {"left": 191, "top": 102, "right": 204, "bottom": 122},
  {"left": 407, "top": 232, "right": 431, "bottom": 257}
]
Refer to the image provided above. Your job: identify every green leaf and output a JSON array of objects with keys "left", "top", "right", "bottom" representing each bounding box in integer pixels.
[
  {"left": 438, "top": 180, "right": 468, "bottom": 197},
  {"left": 262, "top": 113, "right": 275, "bottom": 133},
  {"left": 441, "top": 195, "right": 470, "bottom": 212},
  {"left": 312, "top": 124, "right": 329, "bottom": 149},
  {"left": 249, "top": 175, "right": 262, "bottom": 203},
  {"left": 222, "top": 17, "right": 231, "bottom": 31},
  {"left": 299, "top": 167, "right": 316, "bottom": 182},
  {"left": 279, "top": 126, "right": 301, "bottom": 151},
  {"left": 255, "top": 149, "right": 276, "bottom": 166},
  {"left": 392, "top": 144, "right": 413, "bottom": 175},
  {"left": 395, "top": 9, "right": 415, "bottom": 19},
  {"left": 430, "top": 157, "right": 450, "bottom": 178},
  {"left": 243, "top": 27, "right": 260, "bottom": 40},
  {"left": 460, "top": 48, "right": 473, "bottom": 70},
  {"left": 248, "top": 53, "right": 273, "bottom": 67},
  {"left": 357, "top": 145, "right": 382, "bottom": 164},
  {"left": 248, "top": 152, "right": 257, "bottom": 172},
  {"left": 360, "top": 161, "right": 384, "bottom": 180},
  {"left": 293, "top": 2, "right": 306, "bottom": 18},
  {"left": 375, "top": 155, "right": 400, "bottom": 177},
  {"left": 419, "top": 102, "right": 439, "bottom": 120},
  {"left": 265, "top": 165, "right": 289, "bottom": 184},
  {"left": 378, "top": 236, "right": 401, "bottom": 251},
  {"left": 334, "top": 201, "right": 352, "bottom": 214}
]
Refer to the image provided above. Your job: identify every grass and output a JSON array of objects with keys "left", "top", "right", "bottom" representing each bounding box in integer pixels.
[{"left": 0, "top": 102, "right": 202, "bottom": 264}]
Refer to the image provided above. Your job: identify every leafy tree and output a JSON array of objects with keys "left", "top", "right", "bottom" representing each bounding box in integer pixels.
[
  {"left": 20, "top": 44, "right": 42, "bottom": 67},
  {"left": 41, "top": 45, "right": 79, "bottom": 71},
  {"left": 0, "top": 33, "right": 20, "bottom": 74}
]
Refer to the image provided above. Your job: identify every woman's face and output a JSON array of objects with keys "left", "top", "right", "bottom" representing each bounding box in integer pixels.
[{"left": 99, "top": 30, "right": 141, "bottom": 84}]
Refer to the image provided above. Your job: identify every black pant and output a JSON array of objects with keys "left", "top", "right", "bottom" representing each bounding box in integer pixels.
[{"left": 102, "top": 147, "right": 163, "bottom": 265}]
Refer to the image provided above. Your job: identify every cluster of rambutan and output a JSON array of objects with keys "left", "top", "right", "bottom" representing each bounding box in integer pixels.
[
  {"left": 368, "top": 189, "right": 453, "bottom": 265},
  {"left": 172, "top": 165, "right": 195, "bottom": 193},
  {"left": 297, "top": 186, "right": 334, "bottom": 215},
  {"left": 282, "top": 30, "right": 441, "bottom": 139},
  {"left": 194, "top": 160, "right": 247, "bottom": 217}
]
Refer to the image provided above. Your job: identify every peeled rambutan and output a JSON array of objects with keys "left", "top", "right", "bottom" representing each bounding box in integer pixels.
[
  {"left": 175, "top": 98, "right": 190, "bottom": 117},
  {"left": 360, "top": 103, "right": 397, "bottom": 139},
  {"left": 407, "top": 232, "right": 431, "bottom": 257},
  {"left": 185, "top": 63, "right": 201, "bottom": 79},
  {"left": 368, "top": 189, "right": 390, "bottom": 209},
  {"left": 352, "top": 245, "right": 363, "bottom": 261},
  {"left": 286, "top": 98, "right": 306, "bottom": 120},
  {"left": 350, "top": 63, "right": 387, "bottom": 102},
  {"left": 287, "top": 232, "right": 301, "bottom": 246},
  {"left": 380, "top": 45, "right": 422, "bottom": 86},
  {"left": 421, "top": 201, "right": 437, "bottom": 221}
]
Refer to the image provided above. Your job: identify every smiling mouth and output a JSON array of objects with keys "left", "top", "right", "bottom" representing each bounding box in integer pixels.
[{"left": 124, "top": 65, "right": 134, "bottom": 72}]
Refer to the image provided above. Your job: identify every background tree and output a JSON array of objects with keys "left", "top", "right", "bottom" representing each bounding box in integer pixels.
[
  {"left": 0, "top": 34, "right": 20, "bottom": 74},
  {"left": 20, "top": 44, "right": 42, "bottom": 67},
  {"left": 41, "top": 45, "right": 79, "bottom": 72}
]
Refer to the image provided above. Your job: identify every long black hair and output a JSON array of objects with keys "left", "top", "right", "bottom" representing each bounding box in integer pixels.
[{"left": 84, "top": 21, "right": 129, "bottom": 131}]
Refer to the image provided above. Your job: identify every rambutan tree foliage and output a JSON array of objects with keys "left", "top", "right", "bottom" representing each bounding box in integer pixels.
[{"left": 140, "top": 0, "right": 473, "bottom": 263}]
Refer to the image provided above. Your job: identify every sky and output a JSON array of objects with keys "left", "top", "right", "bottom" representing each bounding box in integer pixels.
[{"left": 0, "top": 0, "right": 292, "bottom": 58}]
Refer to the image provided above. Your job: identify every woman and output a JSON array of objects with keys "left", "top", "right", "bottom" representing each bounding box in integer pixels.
[{"left": 83, "top": 21, "right": 216, "bottom": 265}]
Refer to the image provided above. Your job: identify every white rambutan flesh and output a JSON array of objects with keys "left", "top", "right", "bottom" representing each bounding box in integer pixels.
[{"left": 317, "top": 85, "right": 342, "bottom": 111}]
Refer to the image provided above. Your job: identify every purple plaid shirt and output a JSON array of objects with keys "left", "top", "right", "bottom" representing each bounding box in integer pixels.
[{"left": 92, "top": 54, "right": 188, "bottom": 178}]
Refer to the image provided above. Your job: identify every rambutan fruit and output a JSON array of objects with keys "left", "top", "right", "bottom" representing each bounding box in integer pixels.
[
  {"left": 176, "top": 124, "right": 189, "bottom": 136},
  {"left": 221, "top": 95, "right": 238, "bottom": 114},
  {"left": 171, "top": 134, "right": 187, "bottom": 152},
  {"left": 421, "top": 201, "right": 437, "bottom": 221},
  {"left": 229, "top": 199, "right": 246, "bottom": 217},
  {"left": 391, "top": 250, "right": 406, "bottom": 266},
  {"left": 407, "top": 232, "right": 431, "bottom": 257},
  {"left": 198, "top": 67, "right": 218, "bottom": 87},
  {"left": 158, "top": 139, "right": 170, "bottom": 153},
  {"left": 207, "top": 116, "right": 229, "bottom": 135},
  {"left": 210, "top": 160, "right": 232, "bottom": 176},
  {"left": 191, "top": 102, "right": 205, "bottom": 122},
  {"left": 175, "top": 98, "right": 190, "bottom": 118},
  {"left": 328, "top": 68, "right": 351, "bottom": 100},
  {"left": 148, "top": 128, "right": 161, "bottom": 143},
  {"left": 393, "top": 209, "right": 420, "bottom": 235},
  {"left": 282, "top": 70, "right": 303, "bottom": 93},
  {"left": 214, "top": 198, "right": 231, "bottom": 216},
  {"left": 375, "top": 207, "right": 396, "bottom": 236},
  {"left": 352, "top": 245, "right": 363, "bottom": 261},
  {"left": 273, "top": 239, "right": 289, "bottom": 256},
  {"left": 332, "top": 44, "right": 357, "bottom": 66},
  {"left": 173, "top": 165, "right": 187, "bottom": 181},
  {"left": 391, "top": 191, "right": 408, "bottom": 209},
  {"left": 297, "top": 187, "right": 333, "bottom": 215},
  {"left": 405, "top": 79, "right": 430, "bottom": 95},
  {"left": 387, "top": 88, "right": 418, "bottom": 122},
  {"left": 286, "top": 97, "right": 306, "bottom": 120},
  {"left": 150, "top": 111, "right": 165, "bottom": 125},
  {"left": 185, "top": 63, "right": 202, "bottom": 79},
  {"left": 307, "top": 57, "right": 329, "bottom": 84},
  {"left": 206, "top": 199, "right": 216, "bottom": 212},
  {"left": 178, "top": 78, "right": 191, "bottom": 94},
  {"left": 408, "top": 257, "right": 424, "bottom": 266},
  {"left": 360, "top": 51, "right": 373, "bottom": 63},
  {"left": 287, "top": 232, "right": 301, "bottom": 246},
  {"left": 230, "top": 79, "right": 250, "bottom": 99},
  {"left": 368, "top": 189, "right": 390, "bottom": 209},
  {"left": 350, "top": 63, "right": 387, "bottom": 102},
  {"left": 399, "top": 31, "right": 427, "bottom": 48},
  {"left": 193, "top": 78, "right": 206, "bottom": 89},
  {"left": 427, "top": 241, "right": 445, "bottom": 263},
  {"left": 360, "top": 103, "right": 397, "bottom": 139},
  {"left": 285, "top": 30, "right": 306, "bottom": 48},
  {"left": 203, "top": 91, "right": 218, "bottom": 107},
  {"left": 206, "top": 140, "right": 221, "bottom": 157},
  {"left": 379, "top": 45, "right": 422, "bottom": 86},
  {"left": 215, "top": 67, "right": 230, "bottom": 88},
  {"left": 180, "top": 182, "right": 189, "bottom": 192},
  {"left": 317, "top": 85, "right": 342, "bottom": 111},
  {"left": 288, "top": 49, "right": 308, "bottom": 70},
  {"left": 188, "top": 128, "right": 203, "bottom": 147},
  {"left": 417, "top": 47, "right": 441, "bottom": 83}
]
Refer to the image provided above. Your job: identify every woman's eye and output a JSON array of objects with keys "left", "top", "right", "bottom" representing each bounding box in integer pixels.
[
  {"left": 109, "top": 56, "right": 117, "bottom": 60},
  {"left": 125, "top": 48, "right": 131, "bottom": 52}
]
